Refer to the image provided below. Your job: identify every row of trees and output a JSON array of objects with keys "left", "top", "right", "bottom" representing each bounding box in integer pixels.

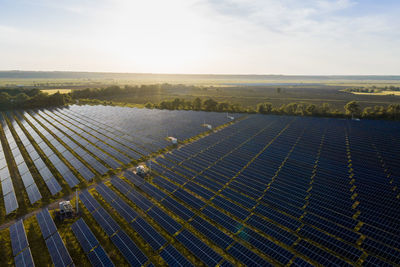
[
  {"left": 344, "top": 85, "right": 400, "bottom": 93},
  {"left": 144, "top": 98, "right": 400, "bottom": 120},
  {"left": 0, "top": 89, "right": 71, "bottom": 110},
  {"left": 145, "top": 97, "right": 244, "bottom": 112}
]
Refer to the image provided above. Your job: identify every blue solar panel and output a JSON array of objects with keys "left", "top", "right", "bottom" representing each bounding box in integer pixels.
[
  {"left": 71, "top": 218, "right": 99, "bottom": 253},
  {"left": 190, "top": 216, "right": 233, "bottom": 249},
  {"left": 147, "top": 206, "right": 181, "bottom": 235},
  {"left": 45, "top": 232, "right": 74, "bottom": 267},
  {"left": 92, "top": 208, "right": 121, "bottom": 237},
  {"left": 110, "top": 177, "right": 153, "bottom": 211},
  {"left": 14, "top": 248, "right": 35, "bottom": 267},
  {"left": 177, "top": 229, "right": 223, "bottom": 267},
  {"left": 4, "top": 191, "right": 18, "bottom": 215},
  {"left": 228, "top": 242, "right": 273, "bottom": 266},
  {"left": 130, "top": 217, "right": 166, "bottom": 250},
  {"left": 160, "top": 244, "right": 193, "bottom": 267},
  {"left": 26, "top": 184, "right": 42, "bottom": 204},
  {"left": 96, "top": 183, "right": 138, "bottom": 223},
  {"left": 123, "top": 171, "right": 144, "bottom": 187},
  {"left": 110, "top": 230, "right": 148, "bottom": 266},
  {"left": 9, "top": 220, "right": 29, "bottom": 256},
  {"left": 87, "top": 246, "right": 115, "bottom": 267},
  {"left": 36, "top": 209, "right": 57, "bottom": 240},
  {"left": 161, "top": 197, "right": 194, "bottom": 221},
  {"left": 79, "top": 190, "right": 101, "bottom": 213},
  {"left": 44, "top": 177, "right": 62, "bottom": 195}
]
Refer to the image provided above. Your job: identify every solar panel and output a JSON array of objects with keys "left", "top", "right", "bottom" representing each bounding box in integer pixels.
[
  {"left": 87, "top": 246, "right": 114, "bottom": 267},
  {"left": 147, "top": 206, "right": 181, "bottom": 235},
  {"left": 9, "top": 220, "right": 29, "bottom": 256},
  {"left": 92, "top": 208, "right": 120, "bottom": 236},
  {"left": 14, "top": 248, "right": 35, "bottom": 267},
  {"left": 79, "top": 190, "right": 101, "bottom": 213},
  {"left": 36, "top": 209, "right": 57, "bottom": 240},
  {"left": 4, "top": 191, "right": 19, "bottom": 214},
  {"left": 227, "top": 242, "right": 272, "bottom": 267},
  {"left": 44, "top": 177, "right": 62, "bottom": 195},
  {"left": 110, "top": 230, "right": 148, "bottom": 266},
  {"left": 45, "top": 232, "right": 74, "bottom": 267},
  {"left": 71, "top": 218, "right": 99, "bottom": 253},
  {"left": 160, "top": 244, "right": 193, "bottom": 267},
  {"left": 26, "top": 184, "right": 42, "bottom": 204},
  {"left": 176, "top": 229, "right": 223, "bottom": 267},
  {"left": 189, "top": 216, "right": 233, "bottom": 249},
  {"left": 130, "top": 217, "right": 166, "bottom": 250}
]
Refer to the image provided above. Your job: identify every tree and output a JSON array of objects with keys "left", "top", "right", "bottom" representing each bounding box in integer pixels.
[
  {"left": 276, "top": 88, "right": 281, "bottom": 94},
  {"left": 203, "top": 98, "right": 218, "bottom": 111},
  {"left": 217, "top": 102, "right": 229, "bottom": 112},
  {"left": 193, "top": 97, "right": 202, "bottom": 110},
  {"left": 344, "top": 101, "right": 361, "bottom": 118},
  {"left": 257, "top": 102, "right": 272, "bottom": 114},
  {"left": 306, "top": 104, "right": 316, "bottom": 115},
  {"left": 387, "top": 104, "right": 400, "bottom": 120},
  {"left": 284, "top": 103, "right": 298, "bottom": 114},
  {"left": 320, "top": 103, "right": 331, "bottom": 115},
  {"left": 144, "top": 102, "right": 153, "bottom": 109},
  {"left": 159, "top": 101, "right": 171, "bottom": 109}
]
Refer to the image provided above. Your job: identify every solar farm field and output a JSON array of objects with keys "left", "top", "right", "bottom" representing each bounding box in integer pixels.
[
  {"left": 0, "top": 105, "right": 239, "bottom": 217},
  {"left": 1, "top": 105, "right": 400, "bottom": 266}
]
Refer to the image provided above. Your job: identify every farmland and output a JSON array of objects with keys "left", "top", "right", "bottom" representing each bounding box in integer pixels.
[{"left": 0, "top": 104, "right": 399, "bottom": 266}]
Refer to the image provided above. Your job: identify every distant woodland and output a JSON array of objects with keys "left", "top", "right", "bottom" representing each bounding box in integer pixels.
[
  {"left": 1, "top": 85, "right": 400, "bottom": 120},
  {"left": 0, "top": 88, "right": 70, "bottom": 110}
]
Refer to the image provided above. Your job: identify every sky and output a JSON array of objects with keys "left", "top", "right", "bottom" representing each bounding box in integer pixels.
[{"left": 0, "top": 0, "right": 400, "bottom": 75}]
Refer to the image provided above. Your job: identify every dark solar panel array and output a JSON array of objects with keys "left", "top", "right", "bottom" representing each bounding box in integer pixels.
[
  {"left": 9, "top": 220, "right": 29, "bottom": 256},
  {"left": 0, "top": 114, "right": 41, "bottom": 204},
  {"left": 2, "top": 104, "right": 400, "bottom": 266},
  {"left": 14, "top": 247, "right": 35, "bottom": 267},
  {"left": 71, "top": 218, "right": 114, "bottom": 266},
  {"left": 79, "top": 189, "right": 148, "bottom": 266},
  {"left": 36, "top": 209, "right": 73, "bottom": 267},
  {"left": 9, "top": 219, "right": 35, "bottom": 267},
  {"left": 139, "top": 115, "right": 400, "bottom": 266},
  {"left": 0, "top": 136, "right": 18, "bottom": 214}
]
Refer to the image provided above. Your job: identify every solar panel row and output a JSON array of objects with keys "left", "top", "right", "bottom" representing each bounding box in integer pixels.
[
  {"left": 71, "top": 218, "right": 114, "bottom": 266},
  {"left": 0, "top": 114, "right": 42, "bottom": 204},
  {"left": 79, "top": 189, "right": 149, "bottom": 266},
  {"left": 36, "top": 209, "right": 73, "bottom": 267}
]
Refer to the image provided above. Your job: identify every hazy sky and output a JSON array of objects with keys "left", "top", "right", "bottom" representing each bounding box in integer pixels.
[{"left": 1, "top": 0, "right": 399, "bottom": 74}]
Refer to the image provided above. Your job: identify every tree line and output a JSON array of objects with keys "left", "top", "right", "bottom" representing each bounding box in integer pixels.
[
  {"left": 143, "top": 98, "right": 400, "bottom": 120},
  {"left": 0, "top": 88, "right": 71, "bottom": 110},
  {"left": 344, "top": 85, "right": 400, "bottom": 93}
]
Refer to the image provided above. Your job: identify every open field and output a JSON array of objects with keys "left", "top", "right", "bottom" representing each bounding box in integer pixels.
[
  {"left": 41, "top": 89, "right": 72, "bottom": 95},
  {"left": 348, "top": 90, "right": 400, "bottom": 96},
  {"left": 2, "top": 72, "right": 400, "bottom": 113},
  {"left": 0, "top": 104, "right": 399, "bottom": 266}
]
